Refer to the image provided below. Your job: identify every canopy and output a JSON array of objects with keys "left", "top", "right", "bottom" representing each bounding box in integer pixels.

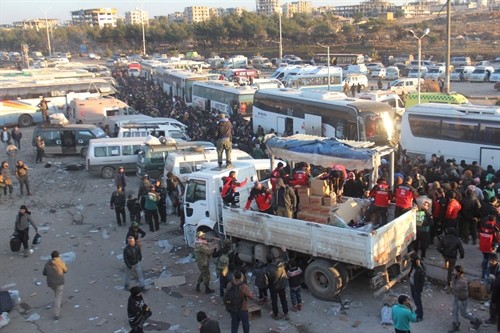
[{"left": 265, "top": 134, "right": 394, "bottom": 171}]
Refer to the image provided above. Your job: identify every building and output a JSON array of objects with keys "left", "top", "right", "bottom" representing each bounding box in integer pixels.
[
  {"left": 71, "top": 8, "right": 117, "bottom": 28},
  {"left": 333, "top": 0, "right": 397, "bottom": 18},
  {"left": 400, "top": 2, "right": 431, "bottom": 18},
  {"left": 283, "top": 1, "right": 313, "bottom": 17},
  {"left": 167, "top": 12, "right": 185, "bottom": 24},
  {"left": 226, "top": 7, "right": 246, "bottom": 16},
  {"left": 125, "top": 8, "right": 149, "bottom": 26},
  {"left": 256, "top": 0, "right": 281, "bottom": 15},
  {"left": 12, "top": 18, "right": 59, "bottom": 30},
  {"left": 184, "top": 6, "right": 210, "bottom": 23}
]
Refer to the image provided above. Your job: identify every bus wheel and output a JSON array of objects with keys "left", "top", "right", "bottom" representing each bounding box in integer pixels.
[
  {"left": 305, "top": 259, "right": 344, "bottom": 301},
  {"left": 101, "top": 166, "right": 115, "bottom": 179},
  {"left": 80, "top": 147, "right": 88, "bottom": 158},
  {"left": 18, "top": 114, "right": 33, "bottom": 127}
]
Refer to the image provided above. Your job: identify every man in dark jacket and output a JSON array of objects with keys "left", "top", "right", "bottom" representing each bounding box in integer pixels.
[
  {"left": 14, "top": 204, "right": 37, "bottom": 257},
  {"left": 272, "top": 179, "right": 296, "bottom": 218},
  {"left": 489, "top": 272, "right": 500, "bottom": 330},
  {"left": 214, "top": 113, "right": 233, "bottom": 168},
  {"left": 123, "top": 236, "right": 145, "bottom": 291},
  {"left": 266, "top": 250, "right": 290, "bottom": 320},
  {"left": 196, "top": 311, "right": 221, "bottom": 333},
  {"left": 438, "top": 227, "right": 465, "bottom": 289},
  {"left": 127, "top": 286, "right": 152, "bottom": 333},
  {"left": 409, "top": 253, "right": 426, "bottom": 321},
  {"left": 110, "top": 185, "right": 127, "bottom": 226}
]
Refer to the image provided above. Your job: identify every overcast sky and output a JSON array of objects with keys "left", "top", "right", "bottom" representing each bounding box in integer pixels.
[{"left": 0, "top": 0, "right": 406, "bottom": 25}]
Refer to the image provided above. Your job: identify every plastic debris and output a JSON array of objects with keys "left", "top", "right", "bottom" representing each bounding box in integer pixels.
[
  {"left": 157, "top": 240, "right": 173, "bottom": 253},
  {"left": 101, "top": 230, "right": 110, "bottom": 239},
  {"left": 113, "top": 328, "right": 128, "bottom": 333},
  {"left": 175, "top": 255, "right": 195, "bottom": 264},
  {"left": 0, "top": 312, "right": 10, "bottom": 328},
  {"left": 25, "top": 313, "right": 40, "bottom": 322},
  {"left": 8, "top": 290, "right": 20, "bottom": 305}
]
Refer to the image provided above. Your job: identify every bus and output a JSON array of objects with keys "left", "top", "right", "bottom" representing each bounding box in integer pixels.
[
  {"left": 192, "top": 80, "right": 255, "bottom": 118},
  {"left": 252, "top": 88, "right": 396, "bottom": 146},
  {"left": 283, "top": 70, "right": 343, "bottom": 92},
  {"left": 401, "top": 103, "right": 500, "bottom": 168},
  {"left": 0, "top": 78, "right": 116, "bottom": 127},
  {"left": 312, "top": 53, "right": 365, "bottom": 67},
  {"left": 154, "top": 69, "right": 209, "bottom": 104}
]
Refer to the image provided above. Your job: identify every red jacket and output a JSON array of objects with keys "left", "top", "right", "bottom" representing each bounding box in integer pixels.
[
  {"left": 370, "top": 182, "right": 392, "bottom": 208},
  {"left": 245, "top": 186, "right": 272, "bottom": 211},
  {"left": 221, "top": 176, "right": 248, "bottom": 198},
  {"left": 394, "top": 184, "right": 417, "bottom": 209},
  {"left": 445, "top": 199, "right": 461, "bottom": 220},
  {"left": 289, "top": 170, "right": 309, "bottom": 187},
  {"left": 270, "top": 167, "right": 283, "bottom": 190}
]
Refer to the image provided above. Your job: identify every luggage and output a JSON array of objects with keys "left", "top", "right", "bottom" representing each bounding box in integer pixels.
[
  {"left": 9, "top": 236, "right": 21, "bottom": 252},
  {"left": 0, "top": 291, "right": 14, "bottom": 312},
  {"left": 469, "top": 279, "right": 489, "bottom": 301}
]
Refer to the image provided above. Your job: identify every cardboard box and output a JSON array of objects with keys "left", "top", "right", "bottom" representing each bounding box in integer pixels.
[
  {"left": 310, "top": 179, "right": 330, "bottom": 196},
  {"left": 296, "top": 187, "right": 310, "bottom": 196},
  {"left": 322, "top": 193, "right": 337, "bottom": 207},
  {"left": 297, "top": 211, "right": 329, "bottom": 224},
  {"left": 469, "top": 280, "right": 489, "bottom": 300},
  {"left": 308, "top": 195, "right": 323, "bottom": 206}
]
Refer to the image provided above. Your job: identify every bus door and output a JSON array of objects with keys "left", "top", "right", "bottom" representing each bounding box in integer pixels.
[
  {"left": 277, "top": 117, "right": 293, "bottom": 136},
  {"left": 61, "top": 130, "right": 77, "bottom": 154},
  {"left": 304, "top": 114, "right": 322, "bottom": 136},
  {"left": 480, "top": 147, "right": 500, "bottom": 169}
]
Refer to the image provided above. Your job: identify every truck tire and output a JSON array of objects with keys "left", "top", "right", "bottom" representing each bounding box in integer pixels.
[
  {"left": 101, "top": 166, "right": 115, "bottom": 179},
  {"left": 336, "top": 263, "right": 349, "bottom": 291},
  {"left": 18, "top": 114, "right": 33, "bottom": 127},
  {"left": 305, "top": 259, "right": 343, "bottom": 301}
]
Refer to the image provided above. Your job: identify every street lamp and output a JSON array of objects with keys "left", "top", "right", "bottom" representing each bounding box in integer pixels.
[
  {"left": 42, "top": 7, "right": 52, "bottom": 57},
  {"left": 278, "top": 3, "right": 283, "bottom": 60},
  {"left": 408, "top": 28, "right": 430, "bottom": 105},
  {"left": 317, "top": 43, "right": 331, "bottom": 91}
]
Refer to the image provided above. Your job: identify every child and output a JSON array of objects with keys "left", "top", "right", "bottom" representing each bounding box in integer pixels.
[
  {"left": 127, "top": 195, "right": 141, "bottom": 224},
  {"left": 287, "top": 263, "right": 303, "bottom": 311},
  {"left": 253, "top": 259, "right": 268, "bottom": 303}
]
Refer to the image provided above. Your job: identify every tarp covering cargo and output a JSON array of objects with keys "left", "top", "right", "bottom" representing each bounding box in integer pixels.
[{"left": 265, "top": 134, "right": 393, "bottom": 171}]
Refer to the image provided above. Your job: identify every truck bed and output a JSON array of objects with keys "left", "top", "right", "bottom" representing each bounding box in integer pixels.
[{"left": 222, "top": 208, "right": 416, "bottom": 269}]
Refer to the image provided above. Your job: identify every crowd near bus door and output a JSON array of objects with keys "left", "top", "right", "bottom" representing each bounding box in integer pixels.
[{"left": 61, "top": 130, "right": 77, "bottom": 154}]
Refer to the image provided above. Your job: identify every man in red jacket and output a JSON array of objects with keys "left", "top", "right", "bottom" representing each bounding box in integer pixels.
[
  {"left": 394, "top": 176, "right": 418, "bottom": 218},
  {"left": 244, "top": 181, "right": 273, "bottom": 214},
  {"left": 364, "top": 177, "right": 393, "bottom": 225},
  {"left": 221, "top": 171, "right": 248, "bottom": 208}
]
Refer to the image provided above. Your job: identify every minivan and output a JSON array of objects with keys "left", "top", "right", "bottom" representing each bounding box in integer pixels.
[
  {"left": 450, "top": 56, "right": 471, "bottom": 67},
  {"left": 86, "top": 137, "right": 145, "bottom": 178},
  {"left": 118, "top": 123, "right": 190, "bottom": 141},
  {"left": 424, "top": 66, "right": 445, "bottom": 80},
  {"left": 32, "top": 123, "right": 107, "bottom": 157},
  {"left": 136, "top": 140, "right": 215, "bottom": 180},
  {"left": 389, "top": 78, "right": 423, "bottom": 95},
  {"left": 450, "top": 66, "right": 475, "bottom": 81},
  {"left": 342, "top": 74, "right": 368, "bottom": 89},
  {"left": 469, "top": 66, "right": 494, "bottom": 82},
  {"left": 163, "top": 149, "right": 253, "bottom": 183},
  {"left": 407, "top": 67, "right": 428, "bottom": 78}
]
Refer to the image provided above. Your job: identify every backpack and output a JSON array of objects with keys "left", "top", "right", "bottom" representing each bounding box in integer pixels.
[
  {"left": 216, "top": 253, "right": 229, "bottom": 272},
  {"left": 223, "top": 283, "right": 243, "bottom": 312}
]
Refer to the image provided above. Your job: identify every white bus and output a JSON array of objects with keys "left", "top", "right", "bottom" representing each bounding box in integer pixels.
[
  {"left": 0, "top": 78, "right": 116, "bottom": 127},
  {"left": 192, "top": 80, "right": 255, "bottom": 118},
  {"left": 154, "top": 69, "right": 209, "bottom": 104},
  {"left": 312, "top": 53, "right": 365, "bottom": 67},
  {"left": 283, "top": 70, "right": 343, "bottom": 92},
  {"left": 252, "top": 88, "right": 396, "bottom": 146},
  {"left": 401, "top": 103, "right": 500, "bottom": 168}
]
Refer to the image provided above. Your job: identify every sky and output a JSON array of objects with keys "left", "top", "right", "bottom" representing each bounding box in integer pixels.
[{"left": 0, "top": 0, "right": 406, "bottom": 25}]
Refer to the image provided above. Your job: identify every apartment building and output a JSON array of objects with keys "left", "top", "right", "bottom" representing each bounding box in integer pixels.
[
  {"left": 256, "top": 0, "right": 281, "bottom": 15},
  {"left": 184, "top": 6, "right": 210, "bottom": 23},
  {"left": 12, "top": 18, "right": 59, "bottom": 30},
  {"left": 283, "top": 1, "right": 313, "bottom": 17},
  {"left": 71, "top": 8, "right": 117, "bottom": 28},
  {"left": 125, "top": 8, "right": 149, "bottom": 26}
]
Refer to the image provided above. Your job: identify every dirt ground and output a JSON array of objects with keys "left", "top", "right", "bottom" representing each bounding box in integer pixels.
[{"left": 1, "top": 127, "right": 500, "bottom": 333}]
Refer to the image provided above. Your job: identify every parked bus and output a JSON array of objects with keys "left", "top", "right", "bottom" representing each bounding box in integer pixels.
[
  {"left": 312, "top": 53, "right": 365, "bottom": 67},
  {"left": 0, "top": 78, "right": 116, "bottom": 127},
  {"left": 192, "top": 80, "right": 255, "bottom": 118},
  {"left": 283, "top": 70, "right": 343, "bottom": 91},
  {"left": 401, "top": 103, "right": 500, "bottom": 168},
  {"left": 154, "top": 69, "right": 209, "bottom": 104},
  {"left": 252, "top": 88, "right": 396, "bottom": 146}
]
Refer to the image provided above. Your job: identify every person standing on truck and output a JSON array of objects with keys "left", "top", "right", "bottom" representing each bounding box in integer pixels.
[
  {"left": 215, "top": 113, "right": 233, "bottom": 169},
  {"left": 272, "top": 179, "right": 296, "bottom": 218},
  {"left": 37, "top": 97, "right": 50, "bottom": 123},
  {"left": 194, "top": 231, "right": 216, "bottom": 294},
  {"left": 244, "top": 181, "right": 273, "bottom": 214},
  {"left": 393, "top": 176, "right": 417, "bottom": 218},
  {"left": 221, "top": 171, "right": 248, "bottom": 208},
  {"left": 110, "top": 185, "right": 127, "bottom": 227},
  {"left": 363, "top": 177, "right": 393, "bottom": 225}
]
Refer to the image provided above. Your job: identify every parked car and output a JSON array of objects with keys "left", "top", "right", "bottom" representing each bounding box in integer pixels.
[
  {"left": 450, "top": 66, "right": 475, "bottom": 81},
  {"left": 489, "top": 68, "right": 500, "bottom": 82},
  {"left": 371, "top": 68, "right": 386, "bottom": 78},
  {"left": 366, "top": 62, "right": 384, "bottom": 73},
  {"left": 424, "top": 66, "right": 446, "bottom": 80},
  {"left": 407, "top": 67, "right": 428, "bottom": 78},
  {"left": 88, "top": 53, "right": 101, "bottom": 60},
  {"left": 385, "top": 66, "right": 400, "bottom": 80},
  {"left": 469, "top": 66, "right": 494, "bottom": 82}
]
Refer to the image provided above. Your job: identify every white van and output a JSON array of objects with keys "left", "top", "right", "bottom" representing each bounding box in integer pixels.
[
  {"left": 407, "top": 67, "right": 428, "bottom": 78},
  {"left": 86, "top": 137, "right": 145, "bottom": 178},
  {"left": 342, "top": 74, "right": 368, "bottom": 89},
  {"left": 469, "top": 66, "right": 494, "bottom": 82},
  {"left": 163, "top": 149, "right": 253, "bottom": 183},
  {"left": 69, "top": 97, "right": 138, "bottom": 125},
  {"left": 450, "top": 66, "right": 475, "bottom": 81},
  {"left": 424, "top": 66, "right": 445, "bottom": 80},
  {"left": 357, "top": 91, "right": 405, "bottom": 116},
  {"left": 343, "top": 64, "right": 368, "bottom": 75},
  {"left": 450, "top": 56, "right": 471, "bottom": 67},
  {"left": 118, "top": 123, "right": 190, "bottom": 141},
  {"left": 389, "top": 78, "right": 423, "bottom": 95},
  {"left": 385, "top": 66, "right": 400, "bottom": 80}
]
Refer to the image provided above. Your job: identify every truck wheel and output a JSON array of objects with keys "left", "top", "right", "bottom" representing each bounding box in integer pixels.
[
  {"left": 101, "top": 166, "right": 115, "bottom": 179},
  {"left": 18, "top": 114, "right": 33, "bottom": 127},
  {"left": 336, "top": 263, "right": 349, "bottom": 291},
  {"left": 305, "top": 260, "right": 343, "bottom": 301},
  {"left": 80, "top": 147, "right": 88, "bottom": 158}
]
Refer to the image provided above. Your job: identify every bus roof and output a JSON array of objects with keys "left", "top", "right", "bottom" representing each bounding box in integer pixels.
[{"left": 193, "top": 81, "right": 256, "bottom": 95}]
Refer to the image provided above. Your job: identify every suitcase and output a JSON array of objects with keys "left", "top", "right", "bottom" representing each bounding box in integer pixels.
[
  {"left": 9, "top": 236, "right": 21, "bottom": 252},
  {"left": 0, "top": 291, "right": 14, "bottom": 312},
  {"left": 469, "top": 279, "right": 489, "bottom": 301}
]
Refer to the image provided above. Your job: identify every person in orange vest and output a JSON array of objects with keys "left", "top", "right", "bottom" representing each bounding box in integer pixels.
[
  {"left": 394, "top": 176, "right": 418, "bottom": 218},
  {"left": 364, "top": 177, "right": 393, "bottom": 225},
  {"left": 244, "top": 181, "right": 273, "bottom": 214},
  {"left": 221, "top": 171, "right": 248, "bottom": 208}
]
